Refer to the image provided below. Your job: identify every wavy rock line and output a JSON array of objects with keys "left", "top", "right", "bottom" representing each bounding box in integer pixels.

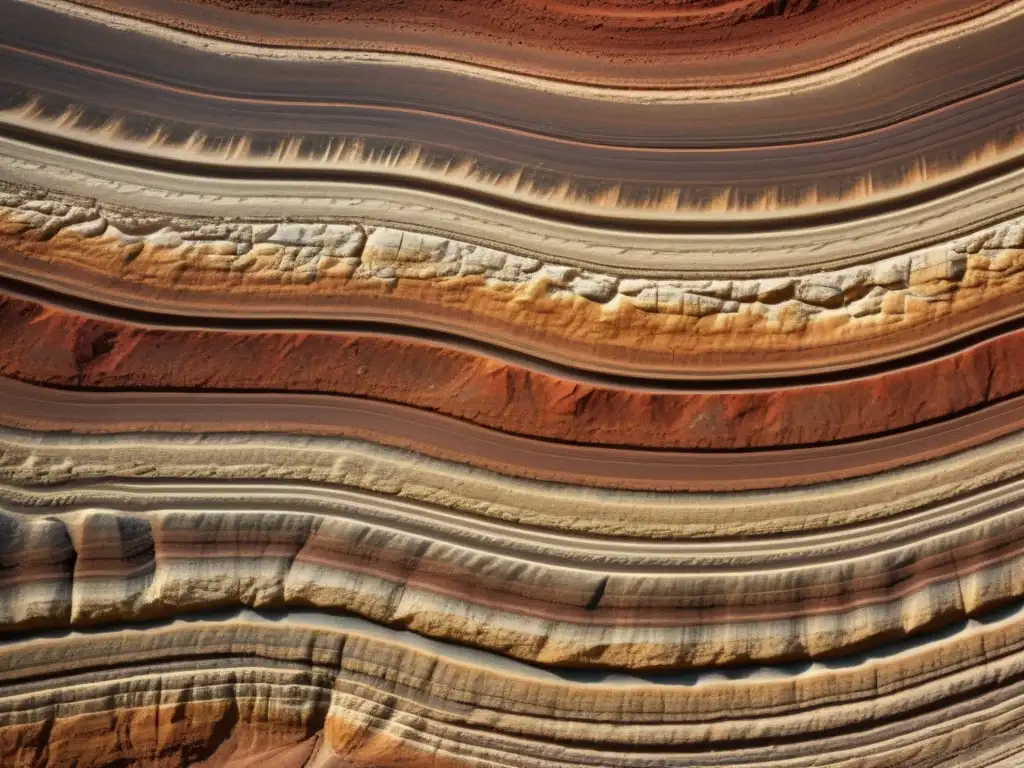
[
  {"left": 3, "top": 0, "right": 1023, "bottom": 763},
  {"left": 2, "top": 181, "right": 1022, "bottom": 375},
  {"left": 2, "top": 610, "right": 1024, "bottom": 766},
  {"left": 1, "top": 286, "right": 1022, "bottom": 449},
  {"left": 2, "top": 476, "right": 1024, "bottom": 667},
  {"left": 9, "top": 138, "right": 1024, "bottom": 274},
  {"left": 4, "top": 424, "right": 1024, "bottom": 536},
  {"left": 9, "top": 477, "right": 1024, "bottom": 566},
  {"left": 47, "top": 0, "right": 1019, "bottom": 90},
  {"left": 6, "top": 86, "right": 1021, "bottom": 224}
]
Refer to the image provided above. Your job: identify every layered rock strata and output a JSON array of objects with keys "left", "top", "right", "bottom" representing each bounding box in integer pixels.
[
  {"left": 3, "top": 611, "right": 1024, "bottom": 767},
  {"left": 1, "top": 289, "right": 1022, "bottom": 450},
  {"left": 5, "top": 83, "right": 1020, "bottom": 223},
  {"left": 1, "top": 183, "right": 1023, "bottom": 375},
  {"left": 3, "top": 477, "right": 1024, "bottom": 668},
  {"left": 1, "top": 0, "right": 1023, "bottom": 765},
  {"left": 3, "top": 426, "right": 1024, "bottom": 536},
  {"left": 60, "top": 0, "right": 1014, "bottom": 87},
  {"left": 4, "top": 0, "right": 1024, "bottom": 223}
]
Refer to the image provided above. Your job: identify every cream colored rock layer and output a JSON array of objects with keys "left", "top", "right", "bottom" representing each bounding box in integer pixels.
[
  {"left": 3, "top": 427, "right": 1024, "bottom": 538},
  {"left": 2, "top": 610, "right": 1024, "bottom": 766},
  {"left": 10, "top": 477, "right": 1021, "bottom": 568},
  {"left": 6, "top": 137, "right": 1024, "bottom": 275},
  {"left": 2, "top": 476, "right": 1022, "bottom": 667},
  {"left": 2, "top": 183, "right": 1022, "bottom": 366}
]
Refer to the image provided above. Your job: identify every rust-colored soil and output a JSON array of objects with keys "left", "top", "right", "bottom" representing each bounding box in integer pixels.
[{"left": 2, "top": 292, "right": 1021, "bottom": 450}]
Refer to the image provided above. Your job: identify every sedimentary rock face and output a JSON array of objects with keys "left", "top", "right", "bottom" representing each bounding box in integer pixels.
[{"left": 0, "top": 1, "right": 1023, "bottom": 766}]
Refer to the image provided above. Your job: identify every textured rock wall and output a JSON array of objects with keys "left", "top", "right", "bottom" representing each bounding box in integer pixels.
[{"left": 1, "top": 0, "right": 1023, "bottom": 765}]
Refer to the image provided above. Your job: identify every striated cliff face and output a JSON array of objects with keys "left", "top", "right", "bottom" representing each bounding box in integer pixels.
[
  {"left": 1, "top": 0, "right": 1024, "bottom": 765},
  {"left": 5, "top": 490, "right": 1024, "bottom": 668}
]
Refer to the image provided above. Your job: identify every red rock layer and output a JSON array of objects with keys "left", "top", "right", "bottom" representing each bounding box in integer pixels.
[
  {"left": 0, "top": 702, "right": 324, "bottom": 768},
  {"left": 71, "top": 0, "right": 1009, "bottom": 85},
  {"left": 1, "top": 291, "right": 1022, "bottom": 450}
]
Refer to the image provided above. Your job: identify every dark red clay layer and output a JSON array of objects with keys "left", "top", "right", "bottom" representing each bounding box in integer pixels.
[{"left": 2, "top": 292, "right": 1023, "bottom": 451}]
